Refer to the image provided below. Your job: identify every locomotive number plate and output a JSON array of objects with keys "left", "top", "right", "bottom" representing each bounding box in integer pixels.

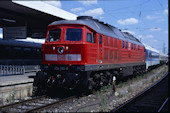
[
  {"left": 45, "top": 54, "right": 57, "bottom": 61},
  {"left": 57, "top": 55, "right": 65, "bottom": 61}
]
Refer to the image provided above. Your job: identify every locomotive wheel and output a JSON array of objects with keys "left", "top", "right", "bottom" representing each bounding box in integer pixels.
[
  {"left": 99, "top": 71, "right": 112, "bottom": 88},
  {"left": 87, "top": 78, "right": 94, "bottom": 92},
  {"left": 84, "top": 78, "right": 93, "bottom": 95},
  {"left": 33, "top": 72, "right": 47, "bottom": 96},
  {"left": 104, "top": 71, "right": 112, "bottom": 85},
  {"left": 33, "top": 82, "right": 45, "bottom": 96},
  {"left": 93, "top": 73, "right": 101, "bottom": 90},
  {"left": 105, "top": 71, "right": 112, "bottom": 84}
]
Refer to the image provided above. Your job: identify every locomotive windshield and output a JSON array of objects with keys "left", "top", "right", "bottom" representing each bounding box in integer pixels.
[
  {"left": 65, "top": 28, "right": 82, "bottom": 41},
  {"left": 47, "top": 29, "right": 61, "bottom": 42}
]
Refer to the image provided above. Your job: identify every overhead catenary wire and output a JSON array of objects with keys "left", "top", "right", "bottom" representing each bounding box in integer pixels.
[{"left": 105, "top": 0, "right": 151, "bottom": 12}]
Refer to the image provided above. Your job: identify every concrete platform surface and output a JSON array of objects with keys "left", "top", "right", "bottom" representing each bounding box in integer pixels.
[{"left": 0, "top": 72, "right": 36, "bottom": 86}]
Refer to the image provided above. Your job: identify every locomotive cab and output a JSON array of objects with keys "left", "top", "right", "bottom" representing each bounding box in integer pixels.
[
  {"left": 42, "top": 23, "right": 99, "bottom": 68},
  {"left": 43, "top": 25, "right": 85, "bottom": 65}
]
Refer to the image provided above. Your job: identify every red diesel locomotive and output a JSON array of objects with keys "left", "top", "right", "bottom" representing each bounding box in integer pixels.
[{"left": 34, "top": 16, "right": 146, "bottom": 94}]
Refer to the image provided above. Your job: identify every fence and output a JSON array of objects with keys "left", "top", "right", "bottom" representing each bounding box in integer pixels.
[{"left": 0, "top": 65, "right": 40, "bottom": 76}]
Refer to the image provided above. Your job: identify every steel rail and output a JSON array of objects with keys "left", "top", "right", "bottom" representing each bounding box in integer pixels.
[
  {"left": 24, "top": 96, "right": 75, "bottom": 113},
  {"left": 158, "top": 97, "right": 169, "bottom": 112},
  {"left": 111, "top": 72, "right": 169, "bottom": 112},
  {"left": 0, "top": 96, "right": 46, "bottom": 112}
]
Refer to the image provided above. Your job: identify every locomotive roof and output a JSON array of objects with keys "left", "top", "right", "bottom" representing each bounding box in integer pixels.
[
  {"left": 121, "top": 32, "right": 141, "bottom": 44},
  {"left": 0, "top": 39, "right": 42, "bottom": 48},
  {"left": 49, "top": 16, "right": 143, "bottom": 46}
]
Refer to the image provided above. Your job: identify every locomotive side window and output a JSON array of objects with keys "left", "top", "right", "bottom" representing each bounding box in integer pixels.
[
  {"left": 134, "top": 44, "right": 135, "bottom": 50},
  {"left": 122, "top": 41, "right": 124, "bottom": 48},
  {"left": 87, "top": 32, "right": 95, "bottom": 43},
  {"left": 92, "top": 32, "right": 95, "bottom": 43},
  {"left": 126, "top": 42, "right": 128, "bottom": 48},
  {"left": 47, "top": 29, "right": 61, "bottom": 42},
  {"left": 66, "top": 28, "right": 82, "bottom": 41},
  {"left": 87, "top": 32, "right": 92, "bottom": 42},
  {"left": 131, "top": 43, "right": 133, "bottom": 50},
  {"left": 99, "top": 35, "right": 102, "bottom": 45}
]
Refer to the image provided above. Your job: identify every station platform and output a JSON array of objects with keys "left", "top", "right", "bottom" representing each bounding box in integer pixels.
[
  {"left": 0, "top": 72, "right": 36, "bottom": 105},
  {"left": 0, "top": 72, "right": 36, "bottom": 87}
]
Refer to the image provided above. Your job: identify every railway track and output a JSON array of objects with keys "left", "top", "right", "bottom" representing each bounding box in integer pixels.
[
  {"left": 0, "top": 95, "right": 75, "bottom": 113},
  {"left": 112, "top": 72, "right": 169, "bottom": 112}
]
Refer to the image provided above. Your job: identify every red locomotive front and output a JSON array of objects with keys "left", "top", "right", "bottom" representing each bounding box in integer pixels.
[{"left": 43, "top": 25, "right": 85, "bottom": 65}]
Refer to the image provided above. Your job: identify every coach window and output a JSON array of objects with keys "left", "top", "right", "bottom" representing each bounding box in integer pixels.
[
  {"left": 24, "top": 48, "right": 31, "bottom": 59},
  {"left": 66, "top": 28, "right": 82, "bottom": 41},
  {"left": 122, "top": 41, "right": 124, "bottom": 48},
  {"left": 47, "top": 29, "right": 61, "bottom": 42},
  {"left": 149, "top": 53, "right": 151, "bottom": 58},
  {"left": 99, "top": 35, "right": 102, "bottom": 45},
  {"left": 1, "top": 46, "right": 11, "bottom": 59},
  {"left": 87, "top": 32, "right": 95, "bottom": 43},
  {"left": 13, "top": 47, "right": 22, "bottom": 59},
  {"left": 126, "top": 42, "right": 128, "bottom": 48}
]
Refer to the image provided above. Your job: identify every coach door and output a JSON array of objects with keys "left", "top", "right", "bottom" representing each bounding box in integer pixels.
[{"left": 98, "top": 35, "right": 103, "bottom": 63}]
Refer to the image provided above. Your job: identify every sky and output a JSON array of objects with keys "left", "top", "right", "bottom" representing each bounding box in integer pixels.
[{"left": 0, "top": 0, "right": 169, "bottom": 54}]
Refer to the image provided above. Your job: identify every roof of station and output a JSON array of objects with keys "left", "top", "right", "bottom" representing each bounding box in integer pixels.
[
  {"left": 0, "top": 0, "right": 77, "bottom": 28},
  {"left": 12, "top": 1, "right": 77, "bottom": 20}
]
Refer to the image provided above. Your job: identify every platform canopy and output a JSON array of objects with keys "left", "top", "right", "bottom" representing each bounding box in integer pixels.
[{"left": 0, "top": 0, "right": 77, "bottom": 39}]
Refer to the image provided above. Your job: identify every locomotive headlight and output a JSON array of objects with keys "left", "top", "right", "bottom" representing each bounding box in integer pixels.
[
  {"left": 65, "top": 54, "right": 81, "bottom": 61},
  {"left": 58, "top": 47, "right": 64, "bottom": 54},
  {"left": 66, "top": 46, "right": 69, "bottom": 50}
]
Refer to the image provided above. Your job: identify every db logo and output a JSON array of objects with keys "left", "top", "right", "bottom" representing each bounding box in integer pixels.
[{"left": 58, "top": 47, "right": 64, "bottom": 54}]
